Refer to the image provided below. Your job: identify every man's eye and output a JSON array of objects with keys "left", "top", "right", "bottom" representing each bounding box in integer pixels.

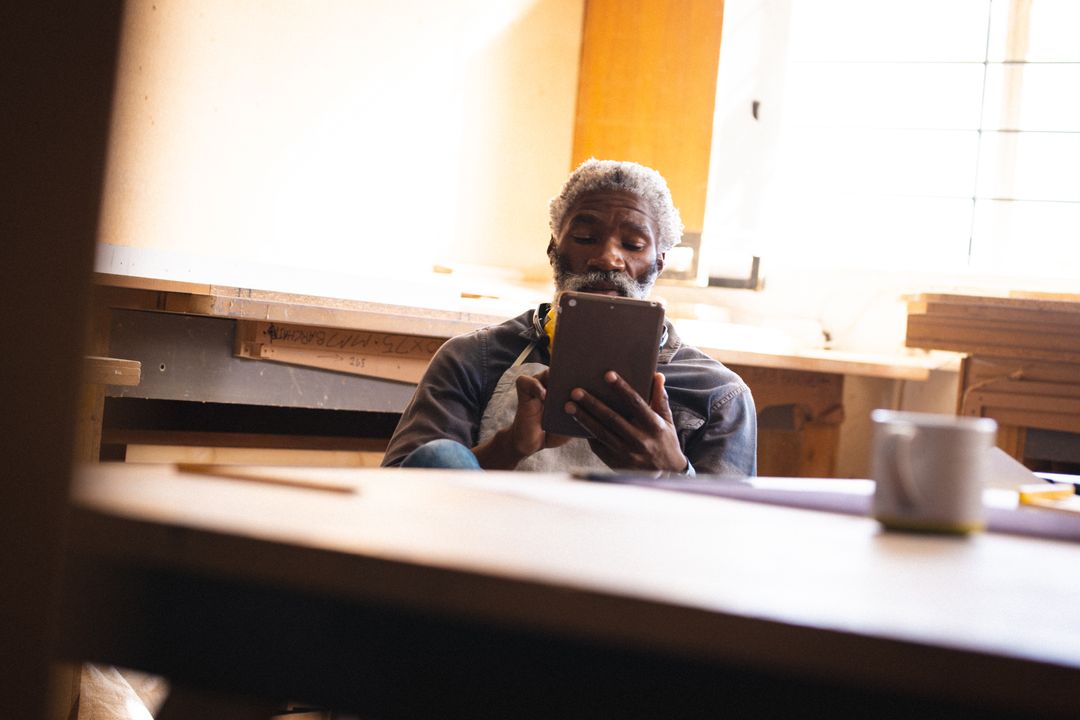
[
  {"left": 571, "top": 234, "right": 595, "bottom": 242},
  {"left": 624, "top": 243, "right": 645, "bottom": 251}
]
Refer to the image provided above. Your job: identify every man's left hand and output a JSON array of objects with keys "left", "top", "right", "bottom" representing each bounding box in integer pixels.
[{"left": 565, "top": 371, "right": 689, "bottom": 473}]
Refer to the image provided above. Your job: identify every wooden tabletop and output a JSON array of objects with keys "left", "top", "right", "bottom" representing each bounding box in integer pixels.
[{"left": 64, "top": 463, "right": 1080, "bottom": 718}]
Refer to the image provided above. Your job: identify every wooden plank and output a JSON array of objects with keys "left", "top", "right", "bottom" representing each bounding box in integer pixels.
[
  {"left": 965, "top": 378, "right": 1080, "bottom": 399},
  {"left": 210, "top": 293, "right": 497, "bottom": 339},
  {"left": 968, "top": 391, "right": 1080, "bottom": 417},
  {"left": 75, "top": 355, "right": 135, "bottom": 469},
  {"left": 92, "top": 284, "right": 216, "bottom": 316},
  {"left": 237, "top": 343, "right": 430, "bottom": 384},
  {"left": 239, "top": 320, "right": 444, "bottom": 361},
  {"left": 910, "top": 292, "right": 1080, "bottom": 315},
  {"left": 212, "top": 286, "right": 506, "bottom": 333},
  {"left": 236, "top": 320, "right": 442, "bottom": 383},
  {"left": 124, "top": 445, "right": 385, "bottom": 469},
  {"left": 74, "top": 384, "right": 106, "bottom": 464},
  {"left": 966, "top": 356, "right": 1080, "bottom": 385},
  {"left": 572, "top": 0, "right": 724, "bottom": 233},
  {"left": 909, "top": 299, "right": 1080, "bottom": 329},
  {"left": 82, "top": 356, "right": 141, "bottom": 386},
  {"left": 906, "top": 315, "right": 1080, "bottom": 353},
  {"left": 908, "top": 313, "right": 1080, "bottom": 343},
  {"left": 94, "top": 271, "right": 212, "bottom": 296},
  {"left": 102, "top": 430, "right": 388, "bottom": 453},
  {"left": 1009, "top": 289, "right": 1080, "bottom": 303},
  {"left": 906, "top": 318, "right": 1080, "bottom": 363}
]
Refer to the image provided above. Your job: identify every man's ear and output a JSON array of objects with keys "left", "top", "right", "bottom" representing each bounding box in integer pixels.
[
  {"left": 656, "top": 251, "right": 666, "bottom": 274},
  {"left": 546, "top": 237, "right": 557, "bottom": 264}
]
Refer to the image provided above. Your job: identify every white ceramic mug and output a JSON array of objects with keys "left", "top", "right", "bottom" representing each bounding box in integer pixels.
[{"left": 870, "top": 410, "right": 997, "bottom": 533}]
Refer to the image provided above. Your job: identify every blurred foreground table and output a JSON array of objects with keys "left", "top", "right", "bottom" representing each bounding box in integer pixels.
[{"left": 61, "top": 464, "right": 1080, "bottom": 718}]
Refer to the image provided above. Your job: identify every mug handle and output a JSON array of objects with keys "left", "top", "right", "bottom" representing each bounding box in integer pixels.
[{"left": 888, "top": 426, "right": 921, "bottom": 508}]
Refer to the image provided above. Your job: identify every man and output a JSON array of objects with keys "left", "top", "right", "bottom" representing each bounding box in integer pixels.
[{"left": 381, "top": 159, "right": 756, "bottom": 476}]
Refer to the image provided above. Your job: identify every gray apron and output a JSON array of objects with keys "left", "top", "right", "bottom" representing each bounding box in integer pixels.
[{"left": 478, "top": 340, "right": 609, "bottom": 473}]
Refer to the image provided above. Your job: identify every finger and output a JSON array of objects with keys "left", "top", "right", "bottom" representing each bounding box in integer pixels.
[
  {"left": 648, "top": 372, "right": 675, "bottom": 424},
  {"left": 565, "top": 390, "right": 639, "bottom": 450},
  {"left": 515, "top": 372, "right": 545, "bottom": 401},
  {"left": 592, "top": 372, "right": 668, "bottom": 437},
  {"left": 566, "top": 401, "right": 625, "bottom": 451},
  {"left": 513, "top": 375, "right": 546, "bottom": 434},
  {"left": 597, "top": 371, "right": 657, "bottom": 424}
]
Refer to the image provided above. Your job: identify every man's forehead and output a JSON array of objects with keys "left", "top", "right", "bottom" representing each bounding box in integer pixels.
[{"left": 564, "top": 190, "right": 657, "bottom": 224}]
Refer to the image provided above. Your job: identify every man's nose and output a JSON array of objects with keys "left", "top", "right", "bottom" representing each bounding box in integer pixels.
[{"left": 586, "top": 237, "right": 626, "bottom": 271}]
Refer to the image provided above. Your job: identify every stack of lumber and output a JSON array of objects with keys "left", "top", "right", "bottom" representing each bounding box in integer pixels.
[
  {"left": 906, "top": 293, "right": 1080, "bottom": 363},
  {"left": 905, "top": 293, "right": 1080, "bottom": 435}
]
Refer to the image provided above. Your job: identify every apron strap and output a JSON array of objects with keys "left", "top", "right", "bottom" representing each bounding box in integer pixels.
[{"left": 511, "top": 339, "right": 538, "bottom": 368}]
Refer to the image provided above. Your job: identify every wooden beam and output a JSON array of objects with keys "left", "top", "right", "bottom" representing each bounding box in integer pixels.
[
  {"left": 82, "top": 356, "right": 142, "bottom": 387},
  {"left": 572, "top": 0, "right": 725, "bottom": 232}
]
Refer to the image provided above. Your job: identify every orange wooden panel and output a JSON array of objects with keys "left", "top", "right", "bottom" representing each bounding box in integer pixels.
[{"left": 572, "top": 0, "right": 725, "bottom": 232}]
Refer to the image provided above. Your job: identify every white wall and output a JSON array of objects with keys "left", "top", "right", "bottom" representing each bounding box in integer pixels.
[{"left": 96, "top": 0, "right": 583, "bottom": 297}]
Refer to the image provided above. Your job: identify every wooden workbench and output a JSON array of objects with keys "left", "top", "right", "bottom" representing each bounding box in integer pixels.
[{"left": 91, "top": 273, "right": 948, "bottom": 476}]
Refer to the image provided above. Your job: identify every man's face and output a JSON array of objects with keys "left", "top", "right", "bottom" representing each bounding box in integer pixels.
[{"left": 548, "top": 190, "right": 665, "bottom": 299}]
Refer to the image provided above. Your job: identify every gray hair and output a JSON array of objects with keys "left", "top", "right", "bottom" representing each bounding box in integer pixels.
[{"left": 548, "top": 158, "right": 684, "bottom": 254}]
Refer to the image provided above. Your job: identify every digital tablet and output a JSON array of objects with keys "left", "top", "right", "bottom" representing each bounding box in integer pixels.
[{"left": 541, "top": 291, "right": 666, "bottom": 438}]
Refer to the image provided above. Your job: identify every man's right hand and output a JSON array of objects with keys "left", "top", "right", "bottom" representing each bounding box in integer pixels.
[
  {"left": 510, "top": 370, "right": 573, "bottom": 456},
  {"left": 472, "top": 369, "right": 571, "bottom": 469}
]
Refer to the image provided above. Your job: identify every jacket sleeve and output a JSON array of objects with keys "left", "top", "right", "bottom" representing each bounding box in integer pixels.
[
  {"left": 687, "top": 382, "right": 758, "bottom": 477},
  {"left": 380, "top": 332, "right": 487, "bottom": 467}
]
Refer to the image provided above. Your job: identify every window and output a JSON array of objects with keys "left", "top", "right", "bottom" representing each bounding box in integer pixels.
[{"left": 705, "top": 0, "right": 1080, "bottom": 281}]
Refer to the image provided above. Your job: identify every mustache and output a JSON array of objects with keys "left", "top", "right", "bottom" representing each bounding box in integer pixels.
[
  {"left": 550, "top": 251, "right": 659, "bottom": 299},
  {"left": 559, "top": 269, "right": 640, "bottom": 296}
]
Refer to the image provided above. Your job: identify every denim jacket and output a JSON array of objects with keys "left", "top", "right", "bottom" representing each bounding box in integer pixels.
[{"left": 381, "top": 307, "right": 757, "bottom": 477}]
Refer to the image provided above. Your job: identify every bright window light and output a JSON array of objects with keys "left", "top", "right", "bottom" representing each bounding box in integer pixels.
[{"left": 705, "top": 0, "right": 1080, "bottom": 282}]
